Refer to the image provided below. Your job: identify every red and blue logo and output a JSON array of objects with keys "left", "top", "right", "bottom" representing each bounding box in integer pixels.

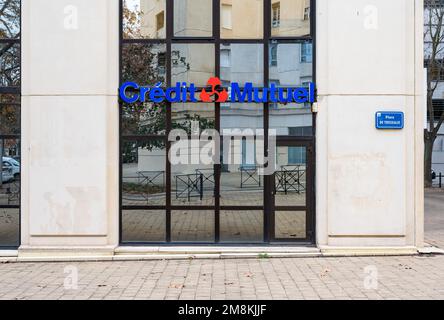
[{"left": 119, "top": 77, "right": 315, "bottom": 104}]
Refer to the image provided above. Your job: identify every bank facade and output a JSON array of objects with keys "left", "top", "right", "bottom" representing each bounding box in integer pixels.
[{"left": 0, "top": 0, "right": 425, "bottom": 259}]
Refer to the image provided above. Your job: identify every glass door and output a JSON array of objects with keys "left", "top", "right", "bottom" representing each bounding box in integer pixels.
[{"left": 270, "top": 140, "right": 314, "bottom": 242}]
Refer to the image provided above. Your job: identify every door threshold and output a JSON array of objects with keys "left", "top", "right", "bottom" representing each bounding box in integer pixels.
[{"left": 114, "top": 245, "right": 321, "bottom": 260}]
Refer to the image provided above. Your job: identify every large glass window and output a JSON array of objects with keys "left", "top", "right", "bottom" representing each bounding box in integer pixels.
[
  {"left": 0, "top": 0, "right": 20, "bottom": 248},
  {"left": 120, "top": 0, "right": 315, "bottom": 244}
]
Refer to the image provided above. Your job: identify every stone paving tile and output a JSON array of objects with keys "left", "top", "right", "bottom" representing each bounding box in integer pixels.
[
  {"left": 425, "top": 189, "right": 444, "bottom": 249},
  {"left": 0, "top": 190, "right": 443, "bottom": 300},
  {"left": 0, "top": 255, "right": 443, "bottom": 300}
]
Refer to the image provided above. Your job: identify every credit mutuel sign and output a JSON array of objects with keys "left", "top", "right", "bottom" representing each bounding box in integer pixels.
[{"left": 120, "top": 77, "right": 316, "bottom": 104}]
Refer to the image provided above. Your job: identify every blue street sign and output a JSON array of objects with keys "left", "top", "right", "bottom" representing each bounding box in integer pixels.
[{"left": 375, "top": 112, "right": 404, "bottom": 130}]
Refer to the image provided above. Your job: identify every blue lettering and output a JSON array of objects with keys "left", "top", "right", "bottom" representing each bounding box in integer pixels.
[
  {"left": 119, "top": 81, "right": 140, "bottom": 104},
  {"left": 166, "top": 83, "right": 181, "bottom": 103},
  {"left": 293, "top": 88, "right": 309, "bottom": 103},
  {"left": 278, "top": 87, "right": 291, "bottom": 103},
  {"left": 119, "top": 81, "right": 317, "bottom": 105},
  {"left": 140, "top": 87, "right": 150, "bottom": 102},
  {"left": 308, "top": 82, "right": 315, "bottom": 103},
  {"left": 231, "top": 82, "right": 253, "bottom": 102},
  {"left": 269, "top": 84, "right": 278, "bottom": 103},
  {"left": 189, "top": 84, "right": 198, "bottom": 102},
  {"left": 253, "top": 88, "right": 268, "bottom": 102},
  {"left": 149, "top": 83, "right": 165, "bottom": 103}
]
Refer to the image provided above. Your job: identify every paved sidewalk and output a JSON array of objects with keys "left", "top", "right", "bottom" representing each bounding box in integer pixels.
[
  {"left": 0, "top": 255, "right": 443, "bottom": 300},
  {"left": 0, "top": 190, "right": 442, "bottom": 300},
  {"left": 425, "top": 189, "right": 444, "bottom": 249}
]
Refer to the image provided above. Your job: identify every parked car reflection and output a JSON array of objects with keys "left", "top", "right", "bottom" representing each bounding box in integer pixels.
[{"left": 2, "top": 157, "right": 20, "bottom": 182}]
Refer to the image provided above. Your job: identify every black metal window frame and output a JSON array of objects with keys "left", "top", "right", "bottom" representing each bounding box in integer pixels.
[
  {"left": 119, "top": 0, "right": 316, "bottom": 246},
  {"left": 0, "top": 0, "right": 21, "bottom": 249}
]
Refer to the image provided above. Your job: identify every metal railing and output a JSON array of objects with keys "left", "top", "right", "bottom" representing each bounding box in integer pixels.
[{"left": 432, "top": 172, "right": 443, "bottom": 188}]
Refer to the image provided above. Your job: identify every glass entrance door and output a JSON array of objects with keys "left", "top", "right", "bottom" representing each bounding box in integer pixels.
[{"left": 270, "top": 141, "right": 314, "bottom": 242}]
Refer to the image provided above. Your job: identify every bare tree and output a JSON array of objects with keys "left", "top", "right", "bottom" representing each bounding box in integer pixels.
[{"left": 424, "top": 0, "right": 444, "bottom": 187}]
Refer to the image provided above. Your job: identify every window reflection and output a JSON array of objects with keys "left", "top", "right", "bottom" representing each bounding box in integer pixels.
[
  {"left": 275, "top": 211, "right": 306, "bottom": 239},
  {"left": 119, "top": 0, "right": 314, "bottom": 244},
  {"left": 220, "top": 102, "right": 263, "bottom": 206},
  {"left": 221, "top": 0, "right": 263, "bottom": 39},
  {"left": 220, "top": 44, "right": 264, "bottom": 87},
  {"left": 174, "top": 0, "right": 212, "bottom": 37},
  {"left": 0, "top": 43, "right": 20, "bottom": 87},
  {"left": 274, "top": 146, "right": 307, "bottom": 206},
  {"left": 171, "top": 103, "right": 215, "bottom": 206},
  {"left": 172, "top": 103, "right": 215, "bottom": 130},
  {"left": 122, "top": 43, "right": 166, "bottom": 85},
  {"left": 0, "top": 208, "right": 19, "bottom": 247},
  {"left": 220, "top": 210, "right": 263, "bottom": 243},
  {"left": 0, "top": 0, "right": 20, "bottom": 248},
  {"left": 123, "top": 0, "right": 166, "bottom": 39},
  {"left": 0, "top": 0, "right": 20, "bottom": 39},
  {"left": 0, "top": 138, "right": 20, "bottom": 221},
  {"left": 172, "top": 210, "right": 214, "bottom": 242},
  {"left": 269, "top": 42, "right": 313, "bottom": 136},
  {"left": 122, "top": 140, "right": 166, "bottom": 206},
  {"left": 271, "top": 0, "right": 311, "bottom": 37},
  {"left": 0, "top": 94, "right": 20, "bottom": 135},
  {"left": 171, "top": 43, "right": 215, "bottom": 87},
  {"left": 122, "top": 210, "right": 166, "bottom": 242},
  {"left": 121, "top": 101, "right": 167, "bottom": 136},
  {"left": 269, "top": 42, "right": 312, "bottom": 87}
]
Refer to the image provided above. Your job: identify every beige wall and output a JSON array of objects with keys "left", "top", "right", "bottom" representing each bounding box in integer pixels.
[
  {"left": 21, "top": 0, "right": 119, "bottom": 251},
  {"left": 316, "top": 0, "right": 424, "bottom": 251}
]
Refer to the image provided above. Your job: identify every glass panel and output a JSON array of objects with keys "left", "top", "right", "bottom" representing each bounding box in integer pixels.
[
  {"left": 122, "top": 210, "right": 166, "bottom": 242},
  {"left": 270, "top": 105, "right": 312, "bottom": 136},
  {"left": 122, "top": 43, "right": 166, "bottom": 86},
  {"left": 220, "top": 44, "right": 264, "bottom": 87},
  {"left": 0, "top": 43, "right": 20, "bottom": 87},
  {"left": 122, "top": 140, "right": 166, "bottom": 206},
  {"left": 220, "top": 210, "right": 263, "bottom": 242},
  {"left": 0, "top": 138, "right": 20, "bottom": 206},
  {"left": 171, "top": 210, "right": 214, "bottom": 242},
  {"left": 275, "top": 211, "right": 306, "bottom": 239},
  {"left": 269, "top": 42, "right": 312, "bottom": 136},
  {"left": 171, "top": 103, "right": 215, "bottom": 206},
  {"left": 0, "top": 94, "right": 20, "bottom": 135},
  {"left": 269, "top": 42, "right": 312, "bottom": 87},
  {"left": 123, "top": 0, "right": 166, "bottom": 39},
  {"left": 271, "top": 0, "right": 311, "bottom": 37},
  {"left": 220, "top": 102, "right": 263, "bottom": 206},
  {"left": 220, "top": 0, "right": 263, "bottom": 39},
  {"left": 171, "top": 43, "right": 215, "bottom": 87},
  {"left": 0, "top": 0, "right": 20, "bottom": 39},
  {"left": 174, "top": 0, "right": 212, "bottom": 37},
  {"left": 220, "top": 141, "right": 264, "bottom": 206},
  {"left": 121, "top": 101, "right": 167, "bottom": 136},
  {"left": 221, "top": 103, "right": 263, "bottom": 131},
  {"left": 172, "top": 103, "right": 215, "bottom": 129},
  {"left": 274, "top": 146, "right": 306, "bottom": 206},
  {"left": 0, "top": 208, "right": 19, "bottom": 247}
]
